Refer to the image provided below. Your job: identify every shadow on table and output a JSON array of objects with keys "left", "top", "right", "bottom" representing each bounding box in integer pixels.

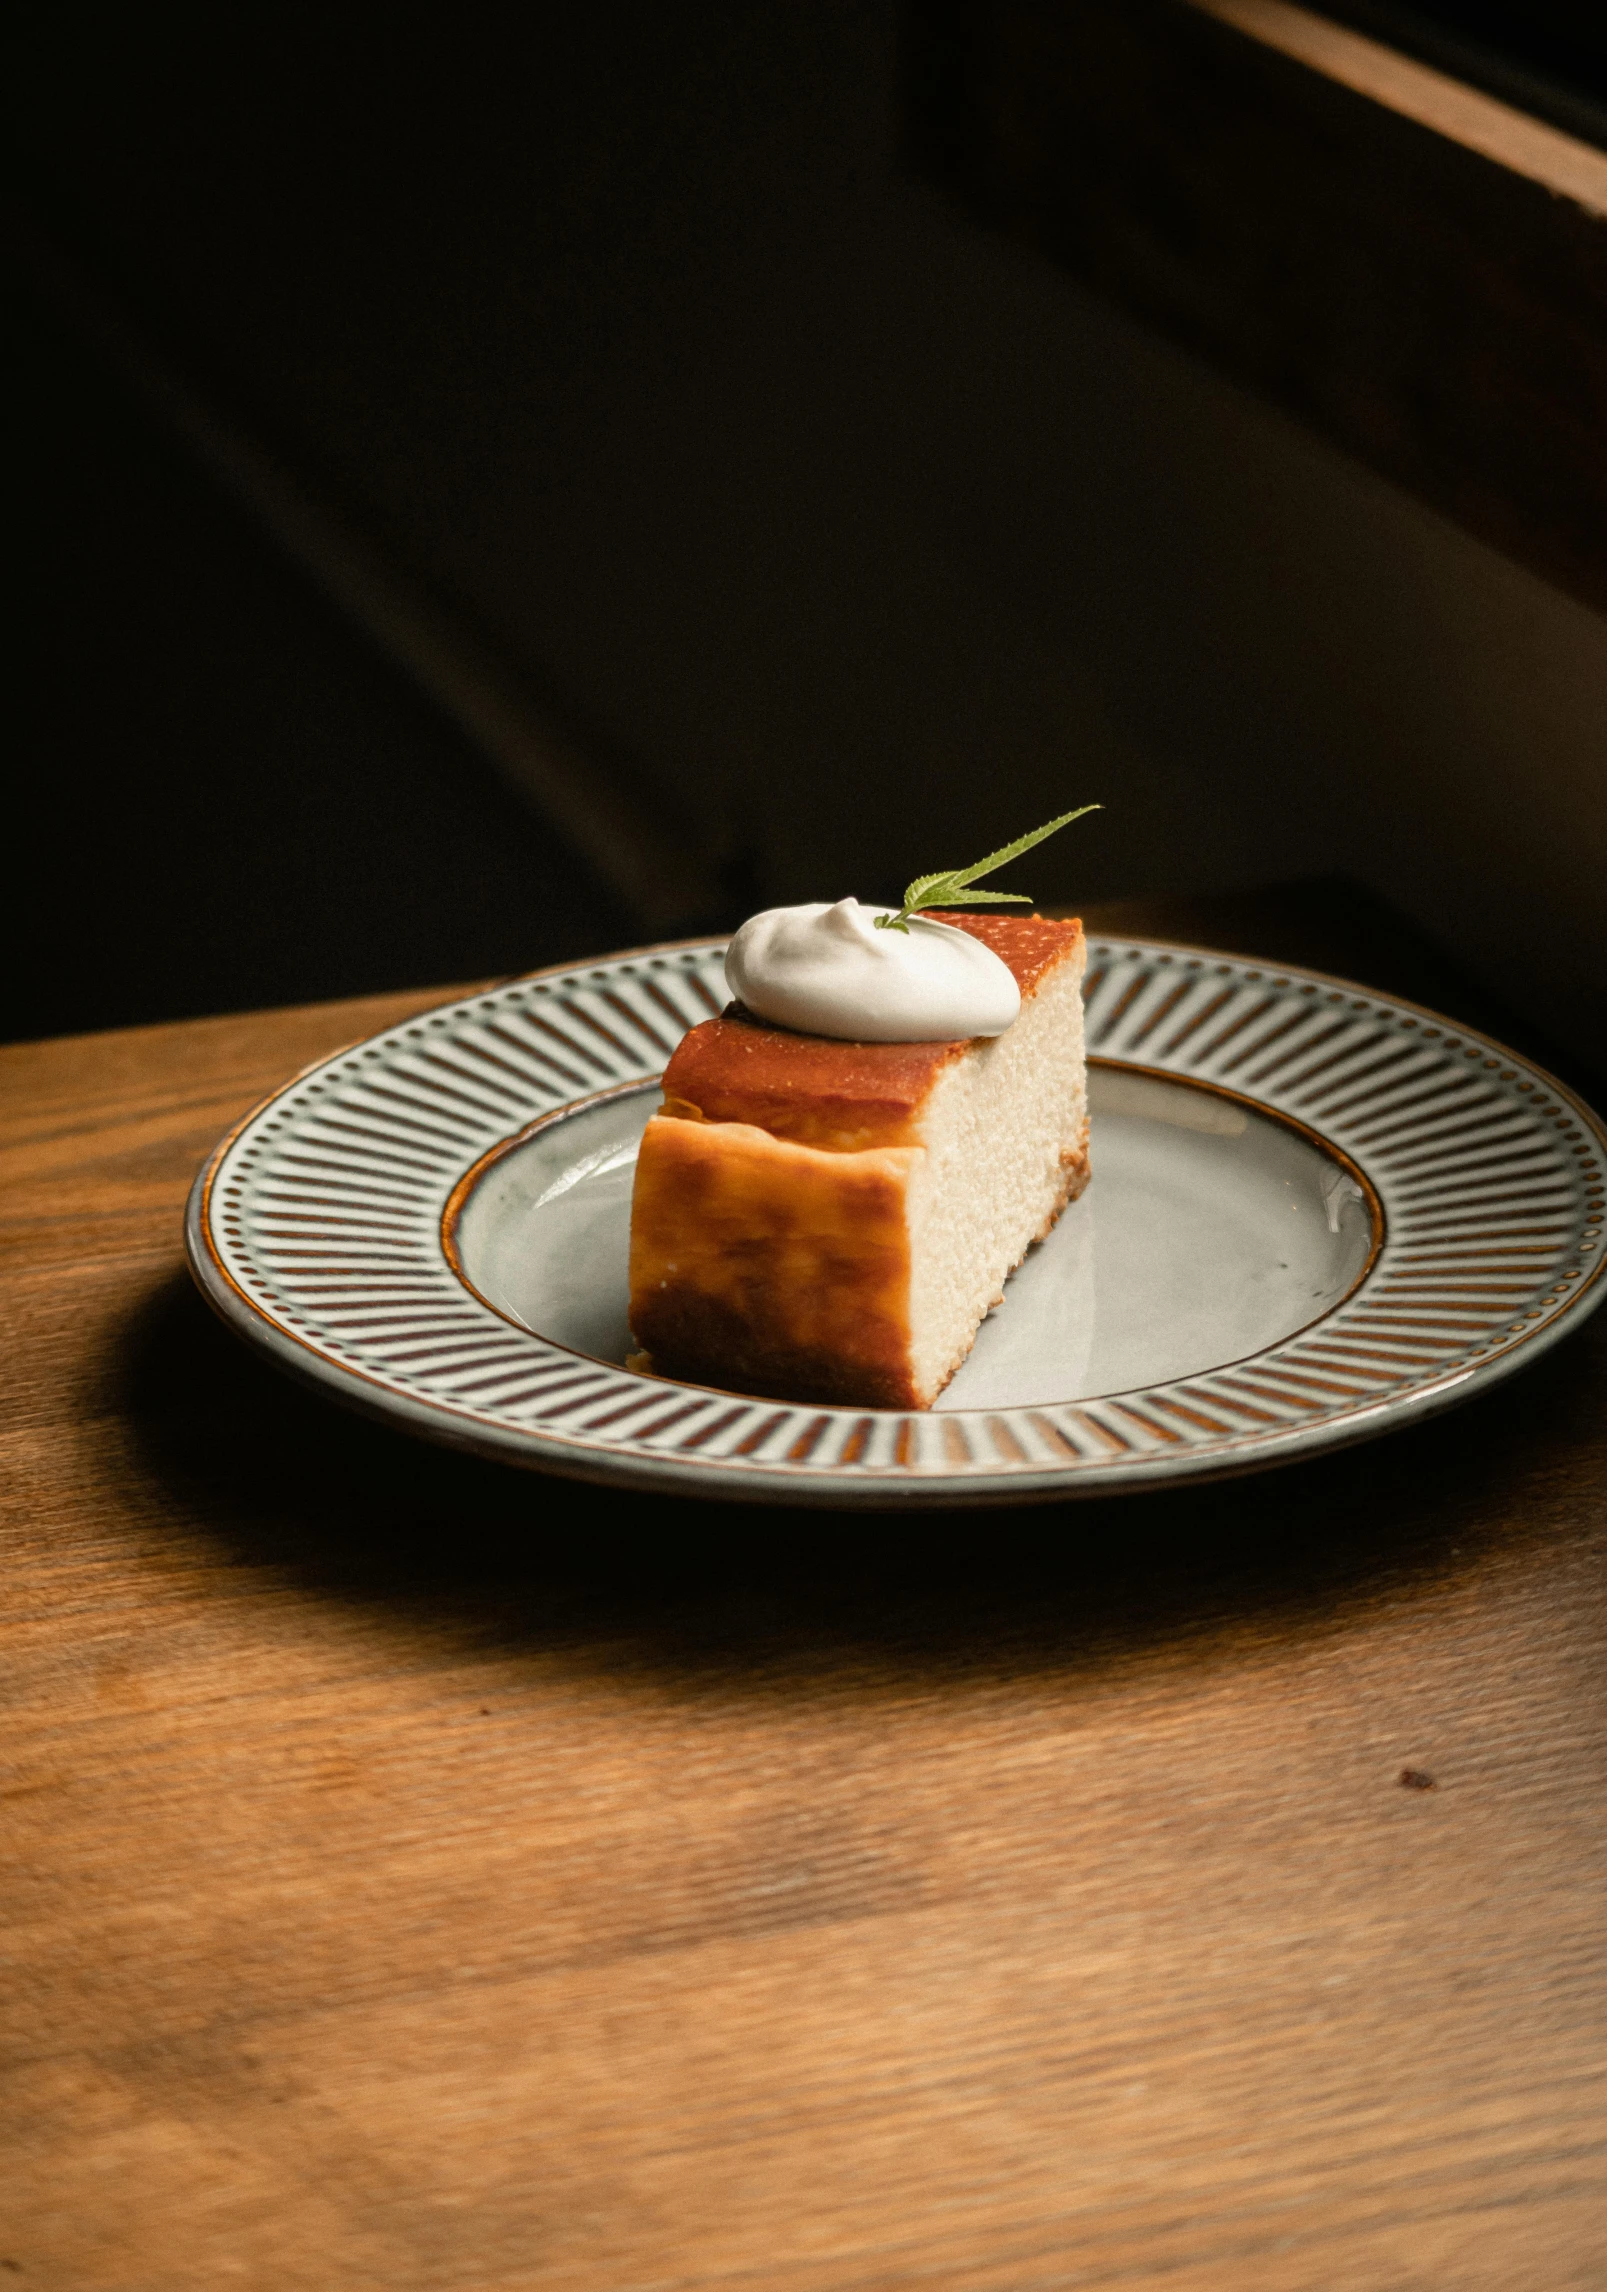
[{"left": 119, "top": 1267, "right": 1599, "bottom": 1698}]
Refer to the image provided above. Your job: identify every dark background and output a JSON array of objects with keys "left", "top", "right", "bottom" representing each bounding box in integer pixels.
[
  {"left": 11, "top": 3, "right": 1607, "bottom": 1054},
  {"left": 1325, "top": 1, "right": 1607, "bottom": 141}
]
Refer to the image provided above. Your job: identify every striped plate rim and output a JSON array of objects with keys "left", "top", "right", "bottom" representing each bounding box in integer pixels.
[{"left": 185, "top": 935, "right": 1607, "bottom": 1507}]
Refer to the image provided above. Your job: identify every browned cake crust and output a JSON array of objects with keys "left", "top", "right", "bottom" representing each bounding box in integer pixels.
[
  {"left": 629, "top": 1122, "right": 1091, "bottom": 1409},
  {"left": 629, "top": 1119, "right": 925, "bottom": 1405},
  {"left": 659, "top": 914, "right": 1083, "bottom": 1149}
]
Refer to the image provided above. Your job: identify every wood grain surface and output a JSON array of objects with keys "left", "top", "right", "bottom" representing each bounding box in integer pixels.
[
  {"left": 909, "top": 0, "right": 1607, "bottom": 616},
  {"left": 4, "top": 895, "right": 1607, "bottom": 2289}
]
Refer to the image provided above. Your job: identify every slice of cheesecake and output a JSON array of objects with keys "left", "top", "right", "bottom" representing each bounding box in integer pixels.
[{"left": 628, "top": 913, "right": 1087, "bottom": 1408}]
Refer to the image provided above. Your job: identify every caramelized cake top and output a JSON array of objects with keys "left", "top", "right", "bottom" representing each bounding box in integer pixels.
[{"left": 659, "top": 913, "right": 1083, "bottom": 1151}]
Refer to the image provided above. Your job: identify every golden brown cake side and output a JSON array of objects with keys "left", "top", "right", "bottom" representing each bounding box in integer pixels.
[{"left": 628, "top": 1118, "right": 926, "bottom": 1407}]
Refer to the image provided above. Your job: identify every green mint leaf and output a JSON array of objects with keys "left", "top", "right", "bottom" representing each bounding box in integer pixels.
[
  {"left": 937, "top": 805, "right": 1102, "bottom": 894},
  {"left": 924, "top": 888, "right": 1033, "bottom": 907},
  {"left": 879, "top": 803, "right": 1100, "bottom": 933},
  {"left": 899, "top": 871, "right": 962, "bottom": 911}
]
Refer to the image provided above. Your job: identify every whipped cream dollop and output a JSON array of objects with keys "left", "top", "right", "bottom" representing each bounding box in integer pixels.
[{"left": 724, "top": 898, "right": 1020, "bottom": 1042}]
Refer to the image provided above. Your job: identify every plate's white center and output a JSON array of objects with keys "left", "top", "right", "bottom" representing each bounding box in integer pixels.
[{"left": 451, "top": 1068, "right": 1374, "bottom": 1407}]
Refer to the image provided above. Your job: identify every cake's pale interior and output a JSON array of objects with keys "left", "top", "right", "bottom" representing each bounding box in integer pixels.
[{"left": 628, "top": 913, "right": 1088, "bottom": 1408}]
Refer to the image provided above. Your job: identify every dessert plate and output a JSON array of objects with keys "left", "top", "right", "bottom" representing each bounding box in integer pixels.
[{"left": 187, "top": 937, "right": 1607, "bottom": 1507}]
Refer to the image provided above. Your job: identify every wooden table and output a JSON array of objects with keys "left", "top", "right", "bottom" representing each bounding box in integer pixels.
[{"left": 5, "top": 888, "right": 1606, "bottom": 2289}]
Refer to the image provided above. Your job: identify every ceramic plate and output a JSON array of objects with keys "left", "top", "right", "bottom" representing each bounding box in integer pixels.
[{"left": 187, "top": 937, "right": 1607, "bottom": 1507}]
